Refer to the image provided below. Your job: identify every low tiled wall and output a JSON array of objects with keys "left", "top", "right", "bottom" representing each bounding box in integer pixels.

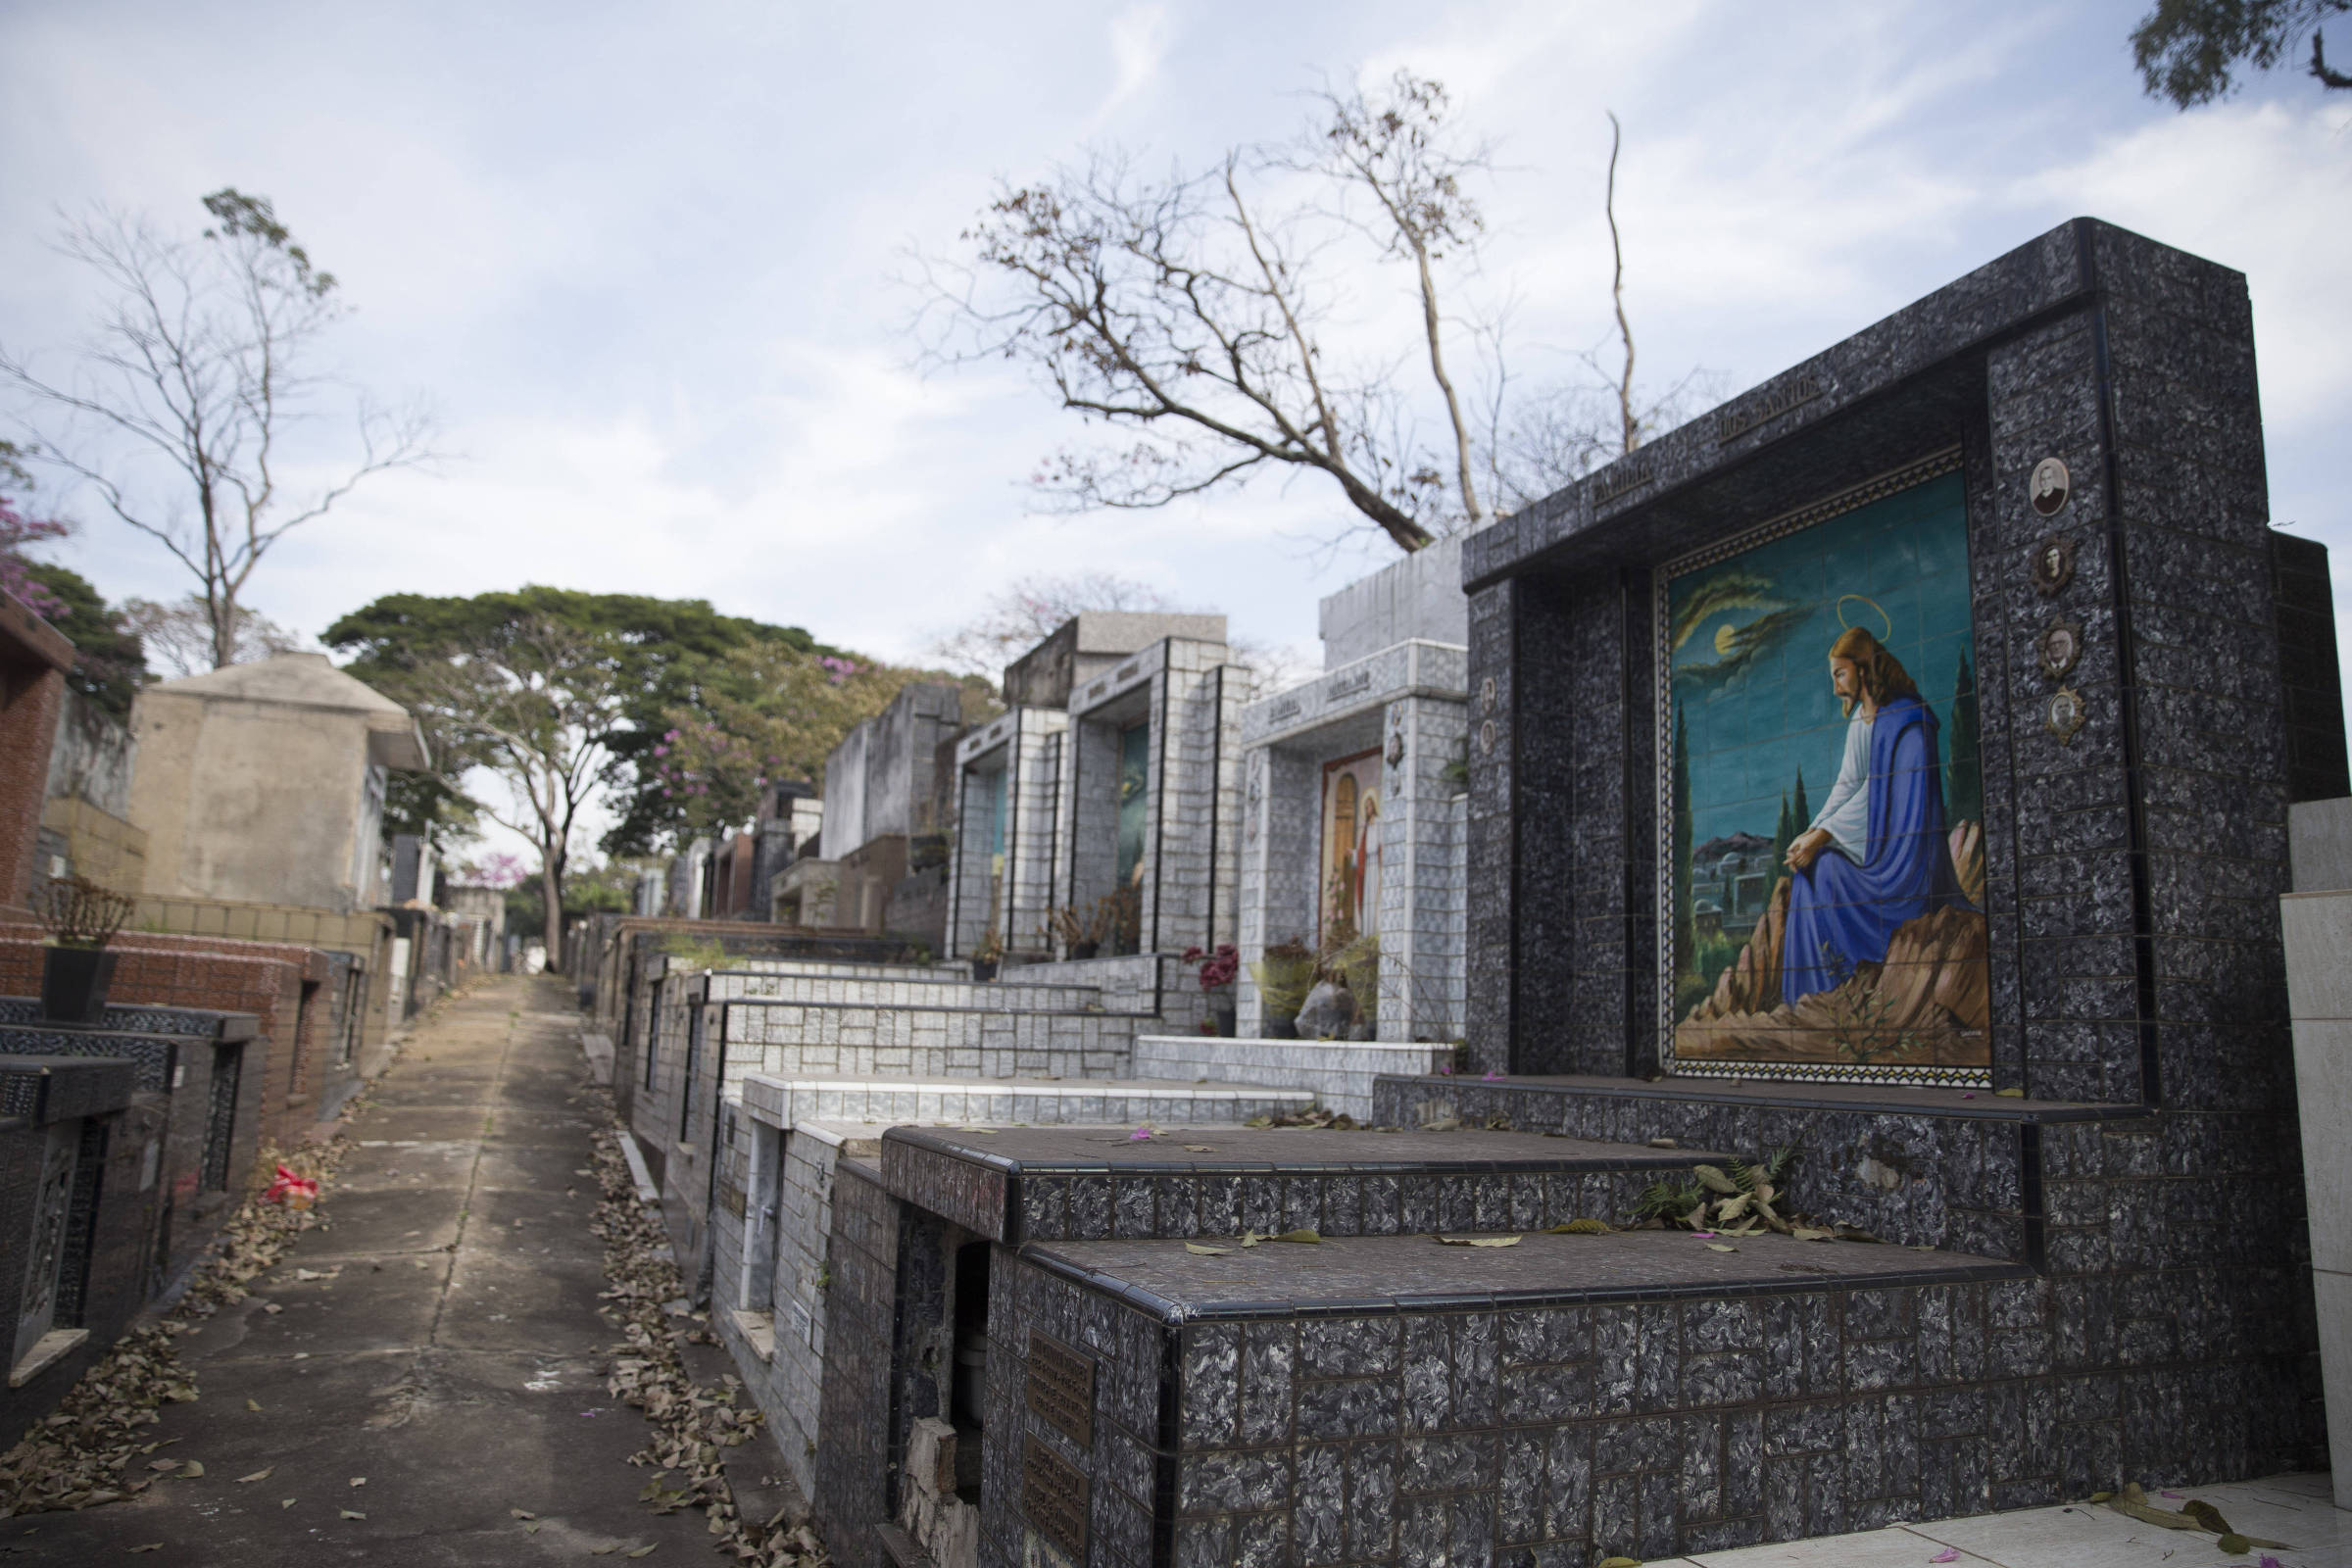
[{"left": 1134, "top": 1036, "right": 1452, "bottom": 1121}]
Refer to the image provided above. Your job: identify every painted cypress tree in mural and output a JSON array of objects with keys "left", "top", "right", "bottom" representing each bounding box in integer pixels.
[
  {"left": 1672, "top": 707, "right": 1696, "bottom": 1005},
  {"left": 1946, "top": 650, "right": 1981, "bottom": 825}
]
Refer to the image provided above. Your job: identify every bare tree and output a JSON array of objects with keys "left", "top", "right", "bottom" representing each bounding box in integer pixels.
[
  {"left": 919, "top": 76, "right": 1713, "bottom": 553},
  {"left": 122, "top": 594, "right": 307, "bottom": 679},
  {"left": 916, "top": 73, "right": 1505, "bottom": 554},
  {"left": 1, "top": 189, "right": 433, "bottom": 669},
  {"left": 925, "top": 571, "right": 1185, "bottom": 676}
]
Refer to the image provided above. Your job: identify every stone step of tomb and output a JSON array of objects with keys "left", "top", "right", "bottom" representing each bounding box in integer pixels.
[
  {"left": 700, "top": 971, "right": 1109, "bottom": 1012},
  {"left": 1372, "top": 1072, "right": 2158, "bottom": 1263},
  {"left": 879, "top": 1123, "right": 1730, "bottom": 1246},
  {"left": 981, "top": 1225, "right": 2038, "bottom": 1565},
  {"left": 738, "top": 1074, "right": 1317, "bottom": 1135},
  {"left": 1132, "top": 1034, "right": 1456, "bottom": 1122}
]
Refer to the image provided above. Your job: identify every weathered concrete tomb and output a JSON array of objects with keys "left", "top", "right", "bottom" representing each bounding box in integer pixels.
[{"left": 622, "top": 219, "right": 2344, "bottom": 1568}]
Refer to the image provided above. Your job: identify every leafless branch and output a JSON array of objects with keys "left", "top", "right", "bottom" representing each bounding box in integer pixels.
[{"left": 0, "top": 192, "right": 438, "bottom": 668}]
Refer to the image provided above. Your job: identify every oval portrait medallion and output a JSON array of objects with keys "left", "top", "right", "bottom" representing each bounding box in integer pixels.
[{"left": 2031, "top": 457, "right": 2071, "bottom": 517}]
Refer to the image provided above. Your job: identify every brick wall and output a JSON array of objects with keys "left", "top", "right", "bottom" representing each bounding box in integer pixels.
[{"left": 0, "top": 931, "right": 338, "bottom": 1152}]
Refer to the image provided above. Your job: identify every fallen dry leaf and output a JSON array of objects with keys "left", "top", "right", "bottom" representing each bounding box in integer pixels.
[
  {"left": 1705, "top": 1244, "right": 1739, "bottom": 1253},
  {"left": 627, "top": 1547, "right": 657, "bottom": 1559},
  {"left": 1272, "top": 1229, "right": 1321, "bottom": 1245},
  {"left": 340, "top": 1508, "right": 367, "bottom": 1520},
  {"left": 126, "top": 1546, "right": 162, "bottom": 1555},
  {"left": 1436, "top": 1235, "right": 1521, "bottom": 1248},
  {"left": 1184, "top": 1243, "right": 1229, "bottom": 1255},
  {"left": 245, "top": 1398, "right": 262, "bottom": 1412},
  {"left": 1183, "top": 1145, "right": 1215, "bottom": 1152},
  {"left": 511, "top": 1507, "right": 537, "bottom": 1519},
  {"left": 236, "top": 1468, "right": 274, "bottom": 1484},
  {"left": 349, "top": 1477, "right": 367, "bottom": 1488},
  {"left": 280, "top": 1496, "right": 296, "bottom": 1508},
  {"left": 179, "top": 1461, "right": 204, "bottom": 1478}
]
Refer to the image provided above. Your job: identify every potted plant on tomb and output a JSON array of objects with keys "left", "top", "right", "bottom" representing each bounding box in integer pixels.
[
  {"left": 1186, "top": 944, "right": 1240, "bottom": 1036},
  {"left": 971, "top": 922, "right": 1004, "bottom": 983},
  {"left": 1249, "top": 938, "right": 1315, "bottom": 1040},
  {"left": 32, "top": 874, "right": 137, "bottom": 1024},
  {"left": 1046, "top": 905, "right": 1097, "bottom": 960}
]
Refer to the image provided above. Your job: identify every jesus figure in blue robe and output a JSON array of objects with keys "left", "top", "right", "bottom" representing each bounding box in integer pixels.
[{"left": 1780, "top": 625, "right": 1969, "bottom": 1005}]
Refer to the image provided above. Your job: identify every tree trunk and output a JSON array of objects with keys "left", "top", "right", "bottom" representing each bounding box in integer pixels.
[{"left": 541, "top": 860, "right": 565, "bottom": 974}]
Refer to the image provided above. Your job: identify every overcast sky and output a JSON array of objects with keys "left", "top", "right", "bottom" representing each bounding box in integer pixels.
[{"left": 5, "top": 1, "right": 2347, "bottom": 698}]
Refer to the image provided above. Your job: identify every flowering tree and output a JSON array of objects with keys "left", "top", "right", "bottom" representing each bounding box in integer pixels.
[
  {"left": 653, "top": 643, "right": 991, "bottom": 836},
  {"left": 0, "top": 493, "right": 69, "bottom": 621}
]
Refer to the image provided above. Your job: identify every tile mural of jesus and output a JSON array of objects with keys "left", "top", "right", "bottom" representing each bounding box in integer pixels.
[{"left": 1661, "top": 463, "right": 1991, "bottom": 1084}]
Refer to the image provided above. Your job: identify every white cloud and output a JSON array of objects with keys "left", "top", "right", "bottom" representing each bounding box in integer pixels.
[{"left": 6, "top": 0, "right": 2347, "bottom": 734}]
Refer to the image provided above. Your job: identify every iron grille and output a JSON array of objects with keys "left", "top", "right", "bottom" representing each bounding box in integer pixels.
[{"left": 201, "top": 1044, "right": 243, "bottom": 1192}]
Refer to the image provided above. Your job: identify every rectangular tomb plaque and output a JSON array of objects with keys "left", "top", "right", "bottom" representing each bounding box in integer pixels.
[
  {"left": 1021, "top": 1436, "right": 1089, "bottom": 1559},
  {"left": 1025, "top": 1331, "right": 1095, "bottom": 1446}
]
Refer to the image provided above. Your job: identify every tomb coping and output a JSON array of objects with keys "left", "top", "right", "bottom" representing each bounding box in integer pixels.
[
  {"left": 1392, "top": 1072, "right": 2158, "bottom": 1123},
  {"left": 883, "top": 1122, "right": 1728, "bottom": 1177},
  {"left": 1018, "top": 1227, "right": 2026, "bottom": 1322}
]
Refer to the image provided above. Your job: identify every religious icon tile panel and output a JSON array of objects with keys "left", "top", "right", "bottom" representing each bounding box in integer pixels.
[{"left": 1659, "top": 459, "right": 1991, "bottom": 1085}]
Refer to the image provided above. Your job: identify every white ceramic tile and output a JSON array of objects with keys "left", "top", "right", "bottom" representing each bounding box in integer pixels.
[
  {"left": 1906, "top": 1491, "right": 2347, "bottom": 1568},
  {"left": 1690, "top": 1525, "right": 1992, "bottom": 1568}
]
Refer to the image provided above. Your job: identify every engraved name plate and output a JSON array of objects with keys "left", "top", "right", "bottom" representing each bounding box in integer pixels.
[
  {"left": 1025, "top": 1331, "right": 1096, "bottom": 1446},
  {"left": 1022, "top": 1436, "right": 1090, "bottom": 1558}
]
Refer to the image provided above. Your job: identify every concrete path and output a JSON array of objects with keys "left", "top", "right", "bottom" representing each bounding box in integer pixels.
[
  {"left": 1656, "top": 1471, "right": 2345, "bottom": 1567},
  {"left": 10, "top": 974, "right": 729, "bottom": 1566}
]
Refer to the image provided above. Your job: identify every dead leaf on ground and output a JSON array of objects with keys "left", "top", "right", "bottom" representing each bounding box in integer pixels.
[
  {"left": 1270, "top": 1229, "right": 1320, "bottom": 1244},
  {"left": 1184, "top": 1244, "right": 1230, "bottom": 1255},
  {"left": 1183, "top": 1145, "right": 1215, "bottom": 1152},
  {"left": 245, "top": 1398, "right": 262, "bottom": 1412},
  {"left": 236, "top": 1468, "right": 274, "bottom": 1484},
  {"left": 179, "top": 1461, "right": 204, "bottom": 1478},
  {"left": 1705, "top": 1244, "right": 1739, "bottom": 1252},
  {"left": 626, "top": 1547, "right": 658, "bottom": 1559},
  {"left": 1435, "top": 1235, "right": 1521, "bottom": 1248},
  {"left": 280, "top": 1497, "right": 296, "bottom": 1509},
  {"left": 339, "top": 1508, "right": 367, "bottom": 1520},
  {"left": 126, "top": 1546, "right": 162, "bottom": 1555},
  {"left": 511, "top": 1507, "right": 537, "bottom": 1519},
  {"left": 348, "top": 1476, "right": 367, "bottom": 1488}
]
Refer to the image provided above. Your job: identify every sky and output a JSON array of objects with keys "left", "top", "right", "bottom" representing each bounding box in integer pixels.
[{"left": 3, "top": 1, "right": 2348, "bottom": 861}]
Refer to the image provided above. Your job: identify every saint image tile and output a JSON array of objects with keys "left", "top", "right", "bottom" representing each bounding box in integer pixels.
[
  {"left": 1319, "top": 748, "right": 1382, "bottom": 948},
  {"left": 1659, "top": 463, "right": 1990, "bottom": 1084}
]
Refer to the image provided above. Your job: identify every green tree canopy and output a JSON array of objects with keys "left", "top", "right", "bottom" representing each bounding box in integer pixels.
[
  {"left": 20, "top": 562, "right": 148, "bottom": 719},
  {"left": 324, "top": 586, "right": 823, "bottom": 855},
  {"left": 2132, "top": 0, "right": 2352, "bottom": 105}
]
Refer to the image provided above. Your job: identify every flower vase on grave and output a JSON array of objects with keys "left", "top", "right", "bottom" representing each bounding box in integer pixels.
[
  {"left": 40, "top": 945, "right": 119, "bottom": 1024},
  {"left": 30, "top": 876, "right": 136, "bottom": 1026},
  {"left": 1204, "top": 989, "right": 1236, "bottom": 1037}
]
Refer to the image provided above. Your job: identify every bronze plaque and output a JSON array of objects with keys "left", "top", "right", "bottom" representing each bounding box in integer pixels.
[
  {"left": 1025, "top": 1332, "right": 1095, "bottom": 1446},
  {"left": 1021, "top": 1436, "right": 1089, "bottom": 1558}
]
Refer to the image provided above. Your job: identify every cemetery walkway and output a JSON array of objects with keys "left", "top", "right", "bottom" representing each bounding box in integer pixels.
[{"left": 13, "top": 973, "right": 718, "bottom": 1566}]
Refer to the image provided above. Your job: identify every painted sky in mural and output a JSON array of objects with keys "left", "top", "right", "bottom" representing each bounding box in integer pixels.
[{"left": 1669, "top": 470, "right": 1975, "bottom": 855}]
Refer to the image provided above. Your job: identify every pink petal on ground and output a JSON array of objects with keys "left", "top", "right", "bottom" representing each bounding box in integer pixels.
[
  {"left": 1690, "top": 1231, "right": 1718, "bottom": 1239},
  {"left": 1929, "top": 1551, "right": 1959, "bottom": 1564},
  {"left": 2259, "top": 1556, "right": 2285, "bottom": 1568},
  {"left": 1129, "top": 1126, "right": 1155, "bottom": 1141},
  {"left": 1482, "top": 1072, "right": 1500, "bottom": 1081}
]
